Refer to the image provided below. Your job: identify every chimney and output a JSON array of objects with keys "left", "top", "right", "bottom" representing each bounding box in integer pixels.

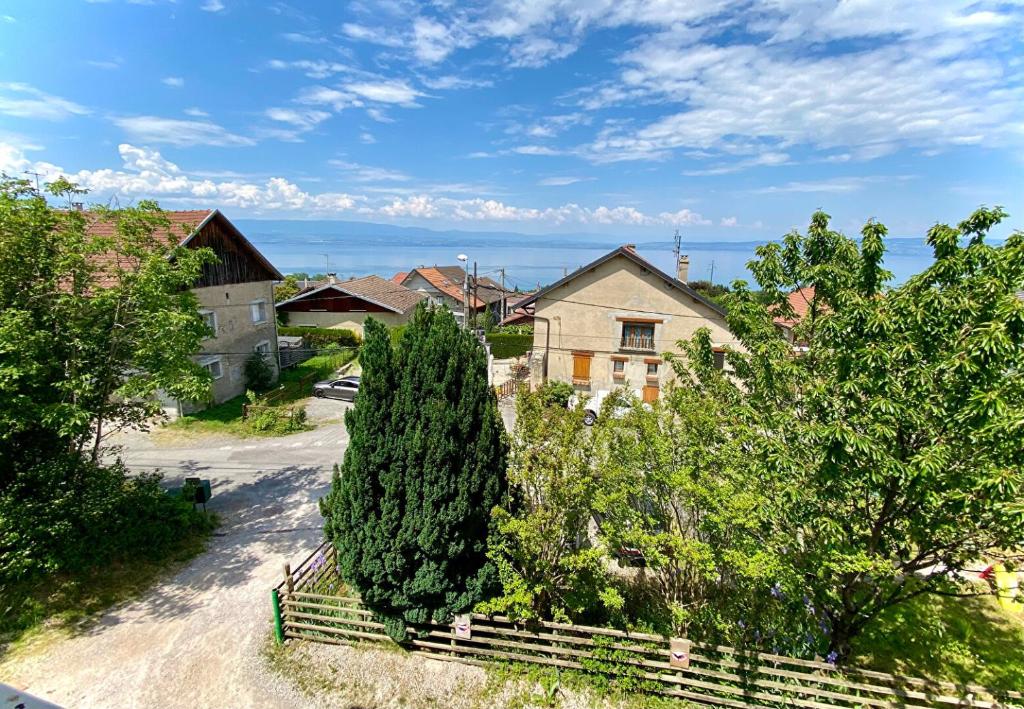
[
  {"left": 71, "top": 202, "right": 84, "bottom": 212},
  {"left": 677, "top": 254, "right": 690, "bottom": 283},
  {"left": 303, "top": 277, "right": 308, "bottom": 289},
  {"left": 327, "top": 272, "right": 337, "bottom": 284}
]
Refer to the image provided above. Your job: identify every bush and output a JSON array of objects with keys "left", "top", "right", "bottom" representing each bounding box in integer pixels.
[
  {"left": 244, "top": 352, "right": 275, "bottom": 391},
  {"left": 0, "top": 455, "right": 214, "bottom": 635},
  {"left": 486, "top": 332, "right": 533, "bottom": 359},
  {"left": 536, "top": 380, "right": 574, "bottom": 408},
  {"left": 278, "top": 326, "right": 361, "bottom": 349}
]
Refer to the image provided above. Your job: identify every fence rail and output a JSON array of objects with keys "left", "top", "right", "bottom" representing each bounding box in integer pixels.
[{"left": 272, "top": 542, "right": 1023, "bottom": 709}]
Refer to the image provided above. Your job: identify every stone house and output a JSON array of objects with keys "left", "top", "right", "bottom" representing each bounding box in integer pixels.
[
  {"left": 513, "top": 244, "right": 739, "bottom": 401},
  {"left": 86, "top": 209, "right": 283, "bottom": 416},
  {"left": 275, "top": 274, "right": 426, "bottom": 334},
  {"left": 393, "top": 266, "right": 509, "bottom": 325}
]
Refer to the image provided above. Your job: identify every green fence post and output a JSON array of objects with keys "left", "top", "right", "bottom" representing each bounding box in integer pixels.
[{"left": 271, "top": 589, "right": 285, "bottom": 645}]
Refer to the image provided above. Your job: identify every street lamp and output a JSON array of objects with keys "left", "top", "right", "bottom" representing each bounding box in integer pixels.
[{"left": 457, "top": 254, "right": 469, "bottom": 328}]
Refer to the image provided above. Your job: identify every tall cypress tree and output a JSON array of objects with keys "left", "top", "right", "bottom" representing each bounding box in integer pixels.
[{"left": 321, "top": 306, "right": 508, "bottom": 638}]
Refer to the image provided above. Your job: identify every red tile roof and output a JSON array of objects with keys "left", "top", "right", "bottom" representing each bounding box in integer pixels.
[
  {"left": 391, "top": 271, "right": 407, "bottom": 284},
  {"left": 773, "top": 286, "right": 816, "bottom": 329},
  {"left": 411, "top": 266, "right": 487, "bottom": 308}
]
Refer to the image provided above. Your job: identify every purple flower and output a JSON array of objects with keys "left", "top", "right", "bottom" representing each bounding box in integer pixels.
[{"left": 826, "top": 651, "right": 839, "bottom": 665}]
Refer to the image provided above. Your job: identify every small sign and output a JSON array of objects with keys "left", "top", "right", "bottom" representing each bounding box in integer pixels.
[
  {"left": 454, "top": 614, "right": 471, "bottom": 639},
  {"left": 670, "top": 638, "right": 691, "bottom": 668}
]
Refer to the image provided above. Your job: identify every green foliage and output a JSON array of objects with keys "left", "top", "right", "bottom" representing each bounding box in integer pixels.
[
  {"left": 0, "top": 179, "right": 218, "bottom": 632},
  {"left": 670, "top": 207, "right": 1024, "bottom": 659},
  {"left": 244, "top": 351, "right": 275, "bottom": 392},
  {"left": 246, "top": 404, "right": 307, "bottom": 434},
  {"left": 388, "top": 324, "right": 407, "bottom": 348},
  {"left": 535, "top": 380, "right": 574, "bottom": 408},
  {"left": 852, "top": 593, "right": 1024, "bottom": 692},
  {"left": 496, "top": 323, "right": 534, "bottom": 336},
  {"left": 274, "top": 274, "right": 303, "bottom": 303},
  {"left": 485, "top": 332, "right": 534, "bottom": 359},
  {"left": 0, "top": 455, "right": 214, "bottom": 636},
  {"left": 278, "top": 326, "right": 361, "bottom": 349},
  {"left": 320, "top": 306, "right": 509, "bottom": 639},
  {"left": 480, "top": 389, "right": 617, "bottom": 624}
]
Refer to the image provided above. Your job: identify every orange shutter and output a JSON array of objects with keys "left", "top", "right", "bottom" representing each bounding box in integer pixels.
[
  {"left": 642, "top": 385, "right": 659, "bottom": 403},
  {"left": 572, "top": 352, "right": 592, "bottom": 383}
]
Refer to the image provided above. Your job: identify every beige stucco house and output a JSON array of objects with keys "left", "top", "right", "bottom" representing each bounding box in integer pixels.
[
  {"left": 86, "top": 209, "right": 284, "bottom": 416},
  {"left": 513, "top": 245, "right": 738, "bottom": 401}
]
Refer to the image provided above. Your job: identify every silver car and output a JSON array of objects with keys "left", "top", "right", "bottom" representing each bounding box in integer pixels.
[{"left": 312, "top": 375, "right": 360, "bottom": 401}]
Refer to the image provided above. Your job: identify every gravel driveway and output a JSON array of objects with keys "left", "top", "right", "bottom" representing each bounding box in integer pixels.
[{"left": 1, "top": 407, "right": 352, "bottom": 708}]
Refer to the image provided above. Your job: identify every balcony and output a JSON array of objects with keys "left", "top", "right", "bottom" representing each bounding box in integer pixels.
[{"left": 619, "top": 333, "right": 656, "bottom": 352}]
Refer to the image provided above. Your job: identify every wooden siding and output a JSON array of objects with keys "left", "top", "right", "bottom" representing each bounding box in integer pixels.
[
  {"left": 189, "top": 217, "right": 278, "bottom": 287},
  {"left": 278, "top": 292, "right": 393, "bottom": 314}
]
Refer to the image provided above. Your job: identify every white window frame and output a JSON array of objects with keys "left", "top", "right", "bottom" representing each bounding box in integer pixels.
[
  {"left": 199, "top": 355, "right": 223, "bottom": 380},
  {"left": 199, "top": 309, "right": 217, "bottom": 339},
  {"left": 250, "top": 299, "right": 268, "bottom": 324},
  {"left": 254, "top": 340, "right": 271, "bottom": 357}
]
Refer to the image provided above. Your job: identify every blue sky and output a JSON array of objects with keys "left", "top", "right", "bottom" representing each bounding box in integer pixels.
[{"left": 0, "top": 0, "right": 1021, "bottom": 241}]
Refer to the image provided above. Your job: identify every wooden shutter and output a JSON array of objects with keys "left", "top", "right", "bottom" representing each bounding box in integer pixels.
[
  {"left": 572, "top": 351, "right": 592, "bottom": 383},
  {"left": 642, "top": 384, "right": 659, "bottom": 403}
]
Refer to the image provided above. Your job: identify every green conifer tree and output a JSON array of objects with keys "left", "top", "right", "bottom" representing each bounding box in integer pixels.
[{"left": 321, "top": 306, "right": 508, "bottom": 638}]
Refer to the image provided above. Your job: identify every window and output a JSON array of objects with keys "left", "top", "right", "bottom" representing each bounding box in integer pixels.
[
  {"left": 254, "top": 340, "right": 271, "bottom": 357},
  {"left": 200, "top": 357, "right": 223, "bottom": 380},
  {"left": 199, "top": 309, "right": 217, "bottom": 339},
  {"left": 611, "top": 357, "right": 627, "bottom": 379},
  {"left": 646, "top": 361, "right": 659, "bottom": 377},
  {"left": 572, "top": 351, "right": 593, "bottom": 384},
  {"left": 620, "top": 321, "right": 656, "bottom": 351},
  {"left": 713, "top": 349, "right": 726, "bottom": 370},
  {"left": 250, "top": 299, "right": 267, "bottom": 324}
]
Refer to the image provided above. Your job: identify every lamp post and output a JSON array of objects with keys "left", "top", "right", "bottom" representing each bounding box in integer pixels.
[{"left": 457, "top": 253, "right": 469, "bottom": 329}]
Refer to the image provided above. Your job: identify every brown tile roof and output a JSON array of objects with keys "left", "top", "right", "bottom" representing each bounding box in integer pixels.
[
  {"left": 83, "top": 209, "right": 215, "bottom": 287},
  {"left": 773, "top": 286, "right": 816, "bottom": 329},
  {"left": 411, "top": 266, "right": 486, "bottom": 308},
  {"left": 398, "top": 265, "right": 510, "bottom": 308},
  {"left": 339, "top": 275, "right": 426, "bottom": 314}
]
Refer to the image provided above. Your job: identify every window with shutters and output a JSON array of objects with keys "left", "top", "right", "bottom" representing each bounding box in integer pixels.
[{"left": 572, "top": 351, "right": 593, "bottom": 385}]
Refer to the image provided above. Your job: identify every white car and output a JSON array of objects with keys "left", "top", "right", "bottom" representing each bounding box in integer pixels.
[{"left": 568, "top": 388, "right": 644, "bottom": 426}]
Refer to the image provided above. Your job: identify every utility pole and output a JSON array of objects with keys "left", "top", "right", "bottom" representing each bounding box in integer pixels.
[
  {"left": 473, "top": 261, "right": 479, "bottom": 331},
  {"left": 24, "top": 170, "right": 42, "bottom": 192},
  {"left": 458, "top": 254, "right": 469, "bottom": 329},
  {"left": 499, "top": 268, "right": 506, "bottom": 321},
  {"left": 321, "top": 253, "right": 330, "bottom": 278},
  {"left": 709, "top": 260, "right": 715, "bottom": 285}
]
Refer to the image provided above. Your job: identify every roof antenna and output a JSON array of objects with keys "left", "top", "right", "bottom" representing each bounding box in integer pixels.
[{"left": 673, "top": 228, "right": 682, "bottom": 265}]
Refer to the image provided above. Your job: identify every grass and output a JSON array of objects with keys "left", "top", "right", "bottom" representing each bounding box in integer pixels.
[
  {"left": 851, "top": 591, "right": 1024, "bottom": 693},
  {"left": 164, "top": 349, "right": 357, "bottom": 438},
  {"left": 0, "top": 518, "right": 215, "bottom": 657}
]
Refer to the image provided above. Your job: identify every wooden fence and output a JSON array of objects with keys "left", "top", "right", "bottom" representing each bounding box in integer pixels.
[{"left": 270, "top": 543, "right": 1023, "bottom": 708}]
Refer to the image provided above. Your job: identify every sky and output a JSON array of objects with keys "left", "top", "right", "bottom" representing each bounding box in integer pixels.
[{"left": 0, "top": 0, "right": 1022, "bottom": 242}]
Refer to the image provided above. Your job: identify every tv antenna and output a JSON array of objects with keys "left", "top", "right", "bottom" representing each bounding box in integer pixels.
[{"left": 673, "top": 229, "right": 682, "bottom": 264}]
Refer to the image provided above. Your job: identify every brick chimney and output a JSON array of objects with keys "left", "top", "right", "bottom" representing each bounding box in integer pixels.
[{"left": 677, "top": 254, "right": 690, "bottom": 283}]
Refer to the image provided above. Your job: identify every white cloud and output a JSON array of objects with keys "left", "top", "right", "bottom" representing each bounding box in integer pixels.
[
  {"left": 295, "top": 86, "right": 359, "bottom": 111},
  {"left": 329, "top": 160, "right": 410, "bottom": 182},
  {"left": 267, "top": 59, "right": 347, "bottom": 79},
  {"left": 0, "top": 83, "right": 89, "bottom": 121},
  {"left": 344, "top": 80, "right": 422, "bottom": 106},
  {"left": 750, "top": 176, "right": 911, "bottom": 194},
  {"left": 87, "top": 59, "right": 121, "bottom": 70},
  {"left": 538, "top": 176, "right": 588, "bottom": 186},
  {"left": 162, "top": 76, "right": 185, "bottom": 88},
  {"left": 659, "top": 208, "right": 711, "bottom": 226},
  {"left": 341, "top": 22, "right": 405, "bottom": 47},
  {"left": 513, "top": 145, "right": 563, "bottom": 156},
  {"left": 281, "top": 32, "right": 326, "bottom": 44},
  {"left": 412, "top": 16, "right": 461, "bottom": 63},
  {"left": 419, "top": 75, "right": 493, "bottom": 90},
  {"left": 359, "top": 132, "right": 376, "bottom": 144},
  {"left": 720, "top": 216, "right": 738, "bottom": 227},
  {"left": 265, "top": 107, "right": 331, "bottom": 129},
  {"left": 183, "top": 107, "right": 208, "bottom": 117},
  {"left": 200, "top": 0, "right": 225, "bottom": 12},
  {"left": 0, "top": 14, "right": 14, "bottom": 23},
  {"left": 114, "top": 116, "right": 255, "bottom": 147}
]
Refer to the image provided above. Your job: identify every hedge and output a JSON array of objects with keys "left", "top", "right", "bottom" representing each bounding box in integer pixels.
[
  {"left": 485, "top": 333, "right": 533, "bottom": 359},
  {"left": 279, "top": 326, "right": 362, "bottom": 349}
]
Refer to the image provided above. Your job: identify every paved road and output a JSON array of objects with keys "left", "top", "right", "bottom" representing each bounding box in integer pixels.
[{"left": 2, "top": 401, "right": 354, "bottom": 709}]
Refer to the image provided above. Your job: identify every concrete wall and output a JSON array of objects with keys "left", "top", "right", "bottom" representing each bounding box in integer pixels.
[
  {"left": 530, "top": 254, "right": 739, "bottom": 397},
  {"left": 178, "top": 280, "right": 279, "bottom": 414},
  {"left": 282, "top": 309, "right": 410, "bottom": 335}
]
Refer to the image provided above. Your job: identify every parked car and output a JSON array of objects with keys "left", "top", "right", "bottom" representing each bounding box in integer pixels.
[
  {"left": 568, "top": 388, "right": 644, "bottom": 426},
  {"left": 312, "top": 375, "right": 360, "bottom": 401}
]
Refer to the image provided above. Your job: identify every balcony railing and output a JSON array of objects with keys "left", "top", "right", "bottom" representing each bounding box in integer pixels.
[{"left": 620, "top": 334, "right": 655, "bottom": 351}]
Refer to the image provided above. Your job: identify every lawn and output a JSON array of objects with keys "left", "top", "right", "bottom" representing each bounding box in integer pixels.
[
  {"left": 165, "top": 349, "right": 357, "bottom": 438},
  {"left": 851, "top": 591, "right": 1024, "bottom": 692}
]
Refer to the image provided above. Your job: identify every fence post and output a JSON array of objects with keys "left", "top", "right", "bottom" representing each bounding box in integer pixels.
[
  {"left": 271, "top": 589, "right": 285, "bottom": 645},
  {"left": 284, "top": 563, "right": 294, "bottom": 593}
]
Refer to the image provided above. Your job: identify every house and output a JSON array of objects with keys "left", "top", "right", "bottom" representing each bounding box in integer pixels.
[
  {"left": 394, "top": 265, "right": 511, "bottom": 324},
  {"left": 499, "top": 292, "right": 536, "bottom": 327},
  {"left": 85, "top": 208, "right": 283, "bottom": 416},
  {"left": 773, "top": 286, "right": 816, "bottom": 346},
  {"left": 275, "top": 274, "right": 426, "bottom": 334},
  {"left": 512, "top": 244, "right": 739, "bottom": 401}
]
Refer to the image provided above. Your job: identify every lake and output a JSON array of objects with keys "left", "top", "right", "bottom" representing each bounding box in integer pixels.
[{"left": 236, "top": 219, "right": 954, "bottom": 291}]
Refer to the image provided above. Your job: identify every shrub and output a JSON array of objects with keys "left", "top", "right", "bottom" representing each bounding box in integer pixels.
[
  {"left": 485, "top": 332, "right": 533, "bottom": 359},
  {"left": 244, "top": 351, "right": 275, "bottom": 391},
  {"left": 278, "top": 326, "right": 361, "bottom": 349},
  {"left": 536, "top": 380, "right": 574, "bottom": 408}
]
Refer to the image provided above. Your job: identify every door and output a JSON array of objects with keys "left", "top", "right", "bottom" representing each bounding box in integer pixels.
[
  {"left": 338, "top": 381, "right": 358, "bottom": 401},
  {"left": 642, "top": 384, "right": 659, "bottom": 403}
]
